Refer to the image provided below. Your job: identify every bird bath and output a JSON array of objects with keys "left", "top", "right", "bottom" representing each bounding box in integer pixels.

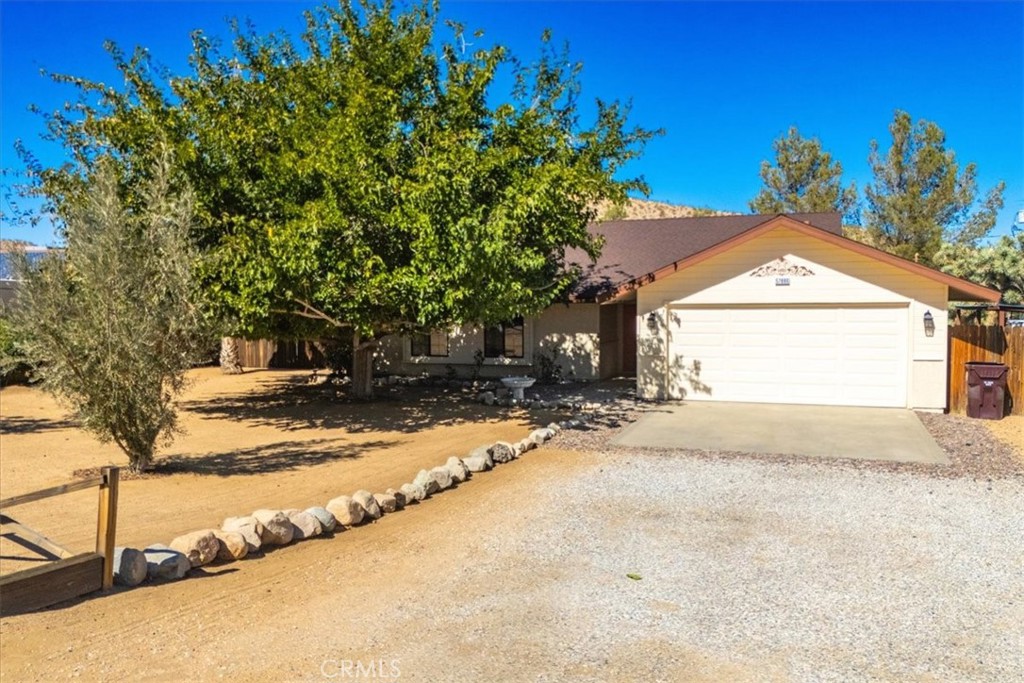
[{"left": 500, "top": 376, "right": 536, "bottom": 401}]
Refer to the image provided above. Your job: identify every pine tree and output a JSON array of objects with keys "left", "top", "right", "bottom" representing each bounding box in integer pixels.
[
  {"left": 749, "top": 126, "right": 858, "bottom": 220},
  {"left": 865, "top": 110, "right": 1004, "bottom": 265}
]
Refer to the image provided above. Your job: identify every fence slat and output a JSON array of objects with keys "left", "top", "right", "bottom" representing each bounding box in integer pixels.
[
  {"left": 231, "top": 338, "right": 325, "bottom": 369},
  {"left": 0, "top": 515, "right": 74, "bottom": 559},
  {"left": 0, "top": 476, "right": 105, "bottom": 510},
  {"left": 0, "top": 553, "right": 104, "bottom": 617},
  {"left": 947, "top": 325, "right": 1022, "bottom": 416}
]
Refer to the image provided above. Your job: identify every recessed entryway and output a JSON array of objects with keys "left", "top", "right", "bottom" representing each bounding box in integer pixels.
[{"left": 612, "top": 402, "right": 949, "bottom": 464}]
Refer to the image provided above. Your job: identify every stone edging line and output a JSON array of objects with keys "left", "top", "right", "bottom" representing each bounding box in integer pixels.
[{"left": 110, "top": 414, "right": 597, "bottom": 587}]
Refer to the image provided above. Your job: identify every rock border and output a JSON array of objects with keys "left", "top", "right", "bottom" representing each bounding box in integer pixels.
[{"left": 111, "top": 414, "right": 594, "bottom": 589}]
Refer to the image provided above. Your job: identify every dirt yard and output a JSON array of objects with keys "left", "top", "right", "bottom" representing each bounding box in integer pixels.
[
  {"left": 0, "top": 368, "right": 555, "bottom": 574},
  {"left": 1, "top": 373, "right": 1021, "bottom": 682}
]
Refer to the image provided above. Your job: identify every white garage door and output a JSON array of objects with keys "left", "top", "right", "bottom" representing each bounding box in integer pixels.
[{"left": 669, "top": 305, "right": 908, "bottom": 407}]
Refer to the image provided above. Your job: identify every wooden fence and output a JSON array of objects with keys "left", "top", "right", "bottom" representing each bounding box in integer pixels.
[
  {"left": 234, "top": 338, "right": 325, "bottom": 369},
  {"left": 0, "top": 466, "right": 119, "bottom": 616},
  {"left": 947, "top": 325, "right": 1022, "bottom": 416}
]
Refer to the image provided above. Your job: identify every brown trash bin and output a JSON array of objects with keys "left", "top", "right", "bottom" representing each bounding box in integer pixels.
[{"left": 965, "top": 362, "right": 1008, "bottom": 420}]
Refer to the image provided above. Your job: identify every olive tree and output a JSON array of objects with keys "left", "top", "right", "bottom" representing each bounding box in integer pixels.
[{"left": 6, "top": 154, "right": 211, "bottom": 472}]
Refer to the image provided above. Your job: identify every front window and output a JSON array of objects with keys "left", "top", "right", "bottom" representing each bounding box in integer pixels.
[
  {"left": 411, "top": 330, "right": 449, "bottom": 357},
  {"left": 484, "top": 317, "right": 524, "bottom": 358}
]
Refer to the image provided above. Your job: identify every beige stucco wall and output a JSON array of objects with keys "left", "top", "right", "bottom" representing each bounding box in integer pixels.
[
  {"left": 636, "top": 225, "right": 949, "bottom": 409},
  {"left": 376, "top": 303, "right": 601, "bottom": 381},
  {"left": 533, "top": 303, "right": 601, "bottom": 380}
]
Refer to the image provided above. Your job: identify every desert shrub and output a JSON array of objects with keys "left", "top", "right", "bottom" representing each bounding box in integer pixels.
[{"left": 7, "top": 154, "right": 212, "bottom": 472}]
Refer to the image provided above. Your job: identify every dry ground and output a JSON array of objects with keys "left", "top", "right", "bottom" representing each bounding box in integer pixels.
[
  {"left": 0, "top": 368, "right": 553, "bottom": 574},
  {"left": 0, "top": 447, "right": 605, "bottom": 683},
  {"left": 986, "top": 415, "right": 1022, "bottom": 462},
  {"left": 1, "top": 373, "right": 1021, "bottom": 682}
]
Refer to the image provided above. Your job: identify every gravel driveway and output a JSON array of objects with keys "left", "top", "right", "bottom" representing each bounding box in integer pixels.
[{"left": 395, "top": 450, "right": 1024, "bottom": 682}]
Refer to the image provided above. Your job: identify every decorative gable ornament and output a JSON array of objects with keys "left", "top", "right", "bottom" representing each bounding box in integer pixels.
[{"left": 749, "top": 257, "right": 815, "bottom": 278}]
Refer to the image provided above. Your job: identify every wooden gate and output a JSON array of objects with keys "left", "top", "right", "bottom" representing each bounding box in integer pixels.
[
  {"left": 0, "top": 467, "right": 119, "bottom": 616},
  {"left": 947, "top": 326, "right": 1023, "bottom": 416}
]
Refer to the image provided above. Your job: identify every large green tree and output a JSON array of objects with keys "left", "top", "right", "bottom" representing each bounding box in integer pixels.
[
  {"left": 3, "top": 154, "right": 210, "bottom": 472},
  {"left": 864, "top": 110, "right": 1005, "bottom": 266},
  {"left": 749, "top": 126, "right": 858, "bottom": 221},
  {"left": 23, "top": 0, "right": 656, "bottom": 397}
]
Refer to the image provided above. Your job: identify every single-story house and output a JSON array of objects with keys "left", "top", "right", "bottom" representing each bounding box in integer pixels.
[{"left": 377, "top": 212, "right": 1000, "bottom": 410}]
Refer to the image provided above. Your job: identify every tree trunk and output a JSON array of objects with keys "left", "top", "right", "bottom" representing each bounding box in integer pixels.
[
  {"left": 219, "top": 336, "right": 244, "bottom": 374},
  {"left": 351, "top": 332, "right": 375, "bottom": 399}
]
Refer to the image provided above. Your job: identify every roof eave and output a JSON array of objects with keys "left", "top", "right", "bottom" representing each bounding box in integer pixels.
[{"left": 599, "top": 215, "right": 1001, "bottom": 304}]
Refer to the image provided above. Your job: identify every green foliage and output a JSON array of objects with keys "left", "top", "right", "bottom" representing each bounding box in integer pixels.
[
  {"left": 936, "top": 232, "right": 1024, "bottom": 304},
  {"left": 20, "top": 0, "right": 658, "bottom": 397},
  {"left": 601, "top": 203, "right": 628, "bottom": 221},
  {"left": 6, "top": 155, "right": 212, "bottom": 472},
  {"left": 865, "top": 110, "right": 1005, "bottom": 266},
  {"left": 533, "top": 346, "right": 564, "bottom": 384},
  {"left": 0, "top": 314, "right": 31, "bottom": 384},
  {"left": 749, "top": 126, "right": 858, "bottom": 221},
  {"left": 688, "top": 206, "right": 721, "bottom": 218}
]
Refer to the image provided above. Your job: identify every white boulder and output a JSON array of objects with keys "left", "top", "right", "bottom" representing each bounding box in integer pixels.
[
  {"left": 373, "top": 492, "right": 398, "bottom": 514},
  {"left": 251, "top": 509, "right": 295, "bottom": 546},
  {"left": 429, "top": 466, "right": 453, "bottom": 491},
  {"left": 222, "top": 516, "right": 264, "bottom": 553},
  {"left": 413, "top": 469, "right": 441, "bottom": 495},
  {"left": 305, "top": 506, "right": 338, "bottom": 532},
  {"left": 352, "top": 489, "right": 383, "bottom": 520},
  {"left": 143, "top": 544, "right": 190, "bottom": 581},
  {"left": 169, "top": 529, "right": 220, "bottom": 568},
  {"left": 445, "top": 456, "right": 470, "bottom": 483},
  {"left": 286, "top": 510, "right": 323, "bottom": 539},
  {"left": 113, "top": 547, "right": 147, "bottom": 587},
  {"left": 400, "top": 482, "right": 427, "bottom": 502},
  {"left": 385, "top": 488, "right": 406, "bottom": 510},
  {"left": 212, "top": 530, "right": 249, "bottom": 562},
  {"left": 326, "top": 495, "right": 365, "bottom": 526},
  {"left": 491, "top": 441, "right": 517, "bottom": 463}
]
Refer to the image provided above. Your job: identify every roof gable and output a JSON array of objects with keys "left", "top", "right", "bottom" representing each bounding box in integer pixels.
[
  {"left": 569, "top": 213, "right": 998, "bottom": 303},
  {"left": 569, "top": 212, "right": 842, "bottom": 300}
]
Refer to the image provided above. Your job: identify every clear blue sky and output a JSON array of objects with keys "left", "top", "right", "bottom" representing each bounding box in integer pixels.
[{"left": 2, "top": 0, "right": 1021, "bottom": 246}]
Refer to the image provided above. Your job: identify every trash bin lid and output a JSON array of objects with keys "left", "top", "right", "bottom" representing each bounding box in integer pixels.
[{"left": 965, "top": 361, "right": 1009, "bottom": 379}]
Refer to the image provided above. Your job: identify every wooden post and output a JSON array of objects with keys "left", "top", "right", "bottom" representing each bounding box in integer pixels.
[{"left": 96, "top": 466, "right": 119, "bottom": 590}]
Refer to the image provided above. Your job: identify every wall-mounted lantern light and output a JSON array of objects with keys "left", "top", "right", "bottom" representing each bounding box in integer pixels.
[
  {"left": 923, "top": 310, "right": 935, "bottom": 337},
  {"left": 646, "top": 312, "right": 659, "bottom": 332}
]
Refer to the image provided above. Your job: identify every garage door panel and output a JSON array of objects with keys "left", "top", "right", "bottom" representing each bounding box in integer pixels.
[
  {"left": 669, "top": 306, "right": 908, "bottom": 407},
  {"left": 787, "top": 335, "right": 839, "bottom": 350}
]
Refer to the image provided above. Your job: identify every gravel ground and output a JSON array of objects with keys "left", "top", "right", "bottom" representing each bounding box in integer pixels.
[
  {"left": 389, "top": 450, "right": 1024, "bottom": 682},
  {"left": 4, "top": 378, "right": 1020, "bottom": 682},
  {"left": 551, "top": 394, "right": 1024, "bottom": 481}
]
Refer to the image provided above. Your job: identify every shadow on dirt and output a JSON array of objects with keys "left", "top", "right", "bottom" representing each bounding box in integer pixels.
[
  {"left": 157, "top": 437, "right": 386, "bottom": 477},
  {"left": 73, "top": 438, "right": 389, "bottom": 479},
  {"left": 0, "top": 415, "right": 79, "bottom": 435},
  {"left": 179, "top": 375, "right": 553, "bottom": 435}
]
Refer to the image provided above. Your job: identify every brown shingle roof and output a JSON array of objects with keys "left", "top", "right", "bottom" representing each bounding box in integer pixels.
[{"left": 568, "top": 212, "right": 843, "bottom": 300}]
